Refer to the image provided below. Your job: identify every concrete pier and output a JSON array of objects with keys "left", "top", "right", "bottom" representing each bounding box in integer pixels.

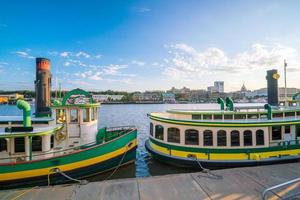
[{"left": 1, "top": 163, "right": 300, "bottom": 200}]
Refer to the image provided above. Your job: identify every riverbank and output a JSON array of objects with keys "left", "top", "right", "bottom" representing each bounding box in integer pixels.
[{"left": 2, "top": 162, "right": 300, "bottom": 200}]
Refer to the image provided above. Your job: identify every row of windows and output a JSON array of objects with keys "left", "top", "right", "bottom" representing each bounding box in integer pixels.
[
  {"left": 192, "top": 111, "right": 300, "bottom": 121},
  {"left": 0, "top": 136, "right": 54, "bottom": 153},
  {"left": 56, "top": 108, "right": 97, "bottom": 123},
  {"left": 150, "top": 123, "right": 264, "bottom": 147}
]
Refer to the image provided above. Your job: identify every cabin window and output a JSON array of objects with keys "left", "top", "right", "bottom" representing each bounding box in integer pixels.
[
  {"left": 234, "top": 114, "right": 246, "bottom": 120},
  {"left": 259, "top": 114, "right": 268, "bottom": 119},
  {"left": 192, "top": 115, "right": 201, "bottom": 120},
  {"left": 82, "top": 108, "right": 90, "bottom": 122},
  {"left": 70, "top": 109, "right": 78, "bottom": 123},
  {"left": 273, "top": 113, "right": 283, "bottom": 118},
  {"left": 272, "top": 126, "right": 282, "bottom": 140},
  {"left": 285, "top": 126, "right": 291, "bottom": 134},
  {"left": 155, "top": 125, "right": 164, "bottom": 140},
  {"left": 203, "top": 130, "right": 213, "bottom": 146},
  {"left": 0, "top": 138, "right": 7, "bottom": 151},
  {"left": 50, "top": 134, "right": 54, "bottom": 148},
  {"left": 296, "top": 125, "right": 300, "bottom": 137},
  {"left": 243, "top": 130, "right": 252, "bottom": 146},
  {"left": 185, "top": 129, "right": 199, "bottom": 145},
  {"left": 167, "top": 128, "right": 180, "bottom": 143},
  {"left": 203, "top": 115, "right": 212, "bottom": 120},
  {"left": 231, "top": 130, "right": 240, "bottom": 146},
  {"left": 32, "top": 136, "right": 42, "bottom": 151},
  {"left": 91, "top": 108, "right": 95, "bottom": 121},
  {"left": 150, "top": 123, "right": 153, "bottom": 136},
  {"left": 285, "top": 112, "right": 296, "bottom": 118},
  {"left": 217, "top": 130, "right": 227, "bottom": 146},
  {"left": 256, "top": 130, "right": 264, "bottom": 145},
  {"left": 224, "top": 115, "right": 233, "bottom": 120},
  {"left": 56, "top": 109, "right": 65, "bottom": 123},
  {"left": 214, "top": 115, "right": 222, "bottom": 120},
  {"left": 14, "top": 137, "right": 25, "bottom": 153},
  {"left": 297, "top": 111, "right": 300, "bottom": 116},
  {"left": 247, "top": 114, "right": 259, "bottom": 119}
]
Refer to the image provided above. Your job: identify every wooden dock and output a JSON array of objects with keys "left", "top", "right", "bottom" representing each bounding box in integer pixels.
[{"left": 1, "top": 163, "right": 300, "bottom": 200}]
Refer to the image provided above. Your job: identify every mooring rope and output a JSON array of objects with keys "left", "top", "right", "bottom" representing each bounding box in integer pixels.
[
  {"left": 188, "top": 155, "right": 222, "bottom": 180},
  {"left": 104, "top": 142, "right": 132, "bottom": 181},
  {"left": 48, "top": 168, "right": 88, "bottom": 186}
]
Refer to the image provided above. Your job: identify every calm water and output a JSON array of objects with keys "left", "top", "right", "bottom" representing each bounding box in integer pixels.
[{"left": 0, "top": 103, "right": 259, "bottom": 180}]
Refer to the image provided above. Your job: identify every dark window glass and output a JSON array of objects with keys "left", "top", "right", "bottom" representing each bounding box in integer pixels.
[
  {"left": 214, "top": 115, "right": 222, "bottom": 120},
  {"left": 167, "top": 128, "right": 180, "bottom": 143},
  {"left": 234, "top": 114, "right": 246, "bottom": 120},
  {"left": 203, "top": 115, "right": 212, "bottom": 120},
  {"left": 150, "top": 123, "right": 153, "bottom": 136},
  {"left": 296, "top": 111, "right": 300, "bottom": 116},
  {"left": 203, "top": 130, "right": 213, "bottom": 146},
  {"left": 273, "top": 112, "right": 283, "bottom": 118},
  {"left": 285, "top": 126, "right": 291, "bottom": 134},
  {"left": 0, "top": 138, "right": 7, "bottom": 151},
  {"left": 243, "top": 130, "right": 252, "bottom": 146},
  {"left": 217, "top": 130, "right": 227, "bottom": 146},
  {"left": 285, "top": 112, "right": 295, "bottom": 117},
  {"left": 82, "top": 108, "right": 90, "bottom": 122},
  {"left": 296, "top": 125, "right": 300, "bottom": 137},
  {"left": 192, "top": 115, "right": 201, "bottom": 120},
  {"left": 231, "top": 130, "right": 240, "bottom": 146},
  {"left": 247, "top": 114, "right": 259, "bottom": 119},
  {"left": 272, "top": 126, "right": 282, "bottom": 140},
  {"left": 32, "top": 136, "right": 42, "bottom": 151},
  {"left": 155, "top": 125, "right": 164, "bottom": 140},
  {"left": 15, "top": 137, "right": 25, "bottom": 153},
  {"left": 51, "top": 134, "right": 54, "bottom": 148},
  {"left": 224, "top": 115, "right": 233, "bottom": 120},
  {"left": 185, "top": 129, "right": 199, "bottom": 145},
  {"left": 256, "top": 130, "right": 264, "bottom": 145}
]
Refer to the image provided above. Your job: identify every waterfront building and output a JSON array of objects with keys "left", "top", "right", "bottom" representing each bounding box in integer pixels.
[
  {"left": 162, "top": 93, "right": 176, "bottom": 103},
  {"left": 214, "top": 81, "right": 224, "bottom": 93},
  {"left": 92, "top": 94, "right": 124, "bottom": 102}
]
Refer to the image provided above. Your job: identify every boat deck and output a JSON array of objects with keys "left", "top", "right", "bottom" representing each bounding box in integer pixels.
[{"left": 2, "top": 162, "right": 300, "bottom": 199}]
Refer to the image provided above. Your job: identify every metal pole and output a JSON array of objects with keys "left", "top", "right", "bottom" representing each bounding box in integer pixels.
[{"left": 284, "top": 59, "right": 287, "bottom": 105}]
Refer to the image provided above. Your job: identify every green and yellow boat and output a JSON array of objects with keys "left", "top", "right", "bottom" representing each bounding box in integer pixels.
[
  {"left": 0, "top": 58, "right": 137, "bottom": 189},
  {"left": 145, "top": 70, "right": 300, "bottom": 169}
]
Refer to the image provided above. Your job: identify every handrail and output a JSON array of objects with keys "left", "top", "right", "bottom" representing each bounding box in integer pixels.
[
  {"left": 262, "top": 177, "right": 300, "bottom": 199},
  {"left": 0, "top": 126, "right": 136, "bottom": 163}
]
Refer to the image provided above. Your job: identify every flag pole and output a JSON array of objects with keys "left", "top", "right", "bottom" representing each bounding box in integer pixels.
[{"left": 284, "top": 59, "right": 287, "bottom": 105}]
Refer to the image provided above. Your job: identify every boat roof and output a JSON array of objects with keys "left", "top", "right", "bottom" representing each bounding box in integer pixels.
[
  {"left": 0, "top": 125, "right": 63, "bottom": 138},
  {"left": 0, "top": 116, "right": 53, "bottom": 122}
]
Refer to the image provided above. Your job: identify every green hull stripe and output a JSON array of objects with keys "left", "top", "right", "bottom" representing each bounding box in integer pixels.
[
  {"left": 150, "top": 137, "right": 300, "bottom": 153},
  {"left": 0, "top": 130, "right": 137, "bottom": 174}
]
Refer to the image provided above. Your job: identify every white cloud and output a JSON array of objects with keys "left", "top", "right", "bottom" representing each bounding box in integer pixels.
[
  {"left": 95, "top": 54, "right": 102, "bottom": 59},
  {"left": 60, "top": 51, "right": 71, "bottom": 57},
  {"left": 132, "top": 7, "right": 151, "bottom": 13},
  {"left": 131, "top": 60, "right": 145, "bottom": 66},
  {"left": 164, "top": 42, "right": 299, "bottom": 79},
  {"left": 14, "top": 51, "right": 34, "bottom": 59},
  {"left": 64, "top": 61, "right": 71, "bottom": 67},
  {"left": 76, "top": 51, "right": 91, "bottom": 58}
]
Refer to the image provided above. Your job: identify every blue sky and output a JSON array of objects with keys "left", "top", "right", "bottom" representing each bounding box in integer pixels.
[{"left": 1, "top": 0, "right": 300, "bottom": 92}]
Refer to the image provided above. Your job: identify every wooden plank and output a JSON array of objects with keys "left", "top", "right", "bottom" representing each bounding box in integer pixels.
[
  {"left": 191, "top": 168, "right": 266, "bottom": 200},
  {"left": 138, "top": 174, "right": 209, "bottom": 200}
]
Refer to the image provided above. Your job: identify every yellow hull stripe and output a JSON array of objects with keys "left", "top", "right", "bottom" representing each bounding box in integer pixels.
[
  {"left": 150, "top": 141, "right": 300, "bottom": 161},
  {"left": 0, "top": 139, "right": 137, "bottom": 181}
]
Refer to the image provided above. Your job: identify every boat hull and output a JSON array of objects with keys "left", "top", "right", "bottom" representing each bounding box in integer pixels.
[
  {"left": 145, "top": 139, "right": 300, "bottom": 169},
  {"left": 0, "top": 129, "right": 137, "bottom": 189}
]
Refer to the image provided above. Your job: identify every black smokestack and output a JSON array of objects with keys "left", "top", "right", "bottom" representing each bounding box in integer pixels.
[
  {"left": 35, "top": 58, "right": 51, "bottom": 116},
  {"left": 266, "top": 69, "right": 279, "bottom": 106}
]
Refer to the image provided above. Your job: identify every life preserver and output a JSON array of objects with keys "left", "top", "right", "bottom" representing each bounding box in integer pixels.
[{"left": 55, "top": 131, "right": 67, "bottom": 142}]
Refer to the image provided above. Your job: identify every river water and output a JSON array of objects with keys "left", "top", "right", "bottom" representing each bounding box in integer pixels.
[{"left": 0, "top": 103, "right": 258, "bottom": 180}]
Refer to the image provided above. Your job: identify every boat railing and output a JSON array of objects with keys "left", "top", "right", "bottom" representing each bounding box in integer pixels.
[
  {"left": 0, "top": 126, "right": 136, "bottom": 164},
  {"left": 269, "top": 139, "right": 300, "bottom": 147}
]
